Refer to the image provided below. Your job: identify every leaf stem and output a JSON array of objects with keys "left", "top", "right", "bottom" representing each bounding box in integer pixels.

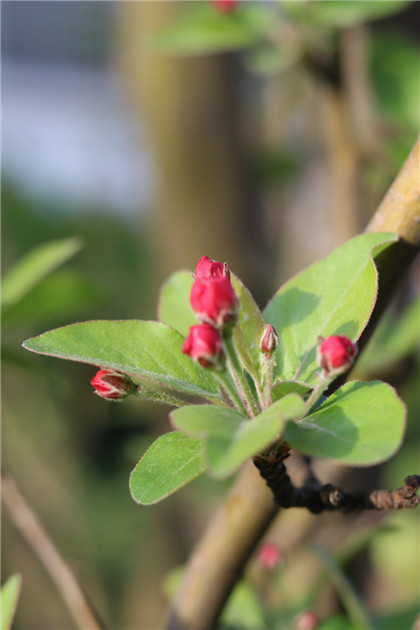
[
  {"left": 135, "top": 387, "right": 189, "bottom": 407},
  {"left": 214, "top": 371, "right": 248, "bottom": 416},
  {"left": 260, "top": 355, "right": 274, "bottom": 409},
  {"left": 304, "top": 373, "right": 330, "bottom": 413},
  {"left": 223, "top": 333, "right": 259, "bottom": 418}
]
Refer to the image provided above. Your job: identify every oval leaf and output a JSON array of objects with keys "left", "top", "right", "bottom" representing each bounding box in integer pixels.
[
  {"left": 283, "top": 381, "right": 406, "bottom": 466},
  {"left": 264, "top": 233, "right": 397, "bottom": 386},
  {"left": 129, "top": 432, "right": 206, "bottom": 505},
  {"left": 23, "top": 320, "right": 221, "bottom": 400},
  {"left": 171, "top": 394, "right": 305, "bottom": 477}
]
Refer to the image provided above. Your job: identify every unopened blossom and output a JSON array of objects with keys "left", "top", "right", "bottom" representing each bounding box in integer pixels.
[
  {"left": 91, "top": 369, "right": 135, "bottom": 400},
  {"left": 190, "top": 276, "right": 238, "bottom": 329},
  {"left": 260, "top": 324, "right": 279, "bottom": 355},
  {"left": 317, "top": 335, "right": 357, "bottom": 376},
  {"left": 182, "top": 323, "right": 224, "bottom": 368}
]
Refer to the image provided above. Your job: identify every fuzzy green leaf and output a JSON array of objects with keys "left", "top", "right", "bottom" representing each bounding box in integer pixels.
[
  {"left": 129, "top": 432, "right": 206, "bottom": 505},
  {"left": 23, "top": 320, "right": 221, "bottom": 400},
  {"left": 284, "top": 381, "right": 406, "bottom": 466},
  {"left": 171, "top": 394, "right": 305, "bottom": 477},
  {"left": 1, "top": 574, "right": 22, "bottom": 630},
  {"left": 158, "top": 270, "right": 196, "bottom": 336},
  {"left": 263, "top": 233, "right": 397, "bottom": 386}
]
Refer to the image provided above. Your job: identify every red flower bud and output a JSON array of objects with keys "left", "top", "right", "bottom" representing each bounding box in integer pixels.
[
  {"left": 91, "top": 369, "right": 135, "bottom": 400},
  {"left": 190, "top": 277, "right": 238, "bottom": 328},
  {"left": 211, "top": 0, "right": 237, "bottom": 13},
  {"left": 182, "top": 323, "right": 224, "bottom": 368},
  {"left": 260, "top": 324, "right": 279, "bottom": 355},
  {"left": 294, "top": 611, "right": 319, "bottom": 630},
  {"left": 257, "top": 542, "right": 283, "bottom": 570},
  {"left": 194, "top": 255, "right": 230, "bottom": 280},
  {"left": 317, "top": 335, "right": 357, "bottom": 376},
  {"left": 195, "top": 256, "right": 225, "bottom": 279}
]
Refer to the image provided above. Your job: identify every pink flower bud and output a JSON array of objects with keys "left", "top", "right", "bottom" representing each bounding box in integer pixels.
[
  {"left": 257, "top": 542, "right": 283, "bottom": 570},
  {"left": 317, "top": 335, "right": 357, "bottom": 376},
  {"left": 260, "top": 324, "right": 279, "bottom": 355},
  {"left": 190, "top": 277, "right": 238, "bottom": 329},
  {"left": 182, "top": 323, "right": 224, "bottom": 368},
  {"left": 211, "top": 0, "right": 237, "bottom": 13},
  {"left": 194, "top": 256, "right": 229, "bottom": 279},
  {"left": 294, "top": 611, "right": 319, "bottom": 630},
  {"left": 91, "top": 369, "right": 135, "bottom": 400}
]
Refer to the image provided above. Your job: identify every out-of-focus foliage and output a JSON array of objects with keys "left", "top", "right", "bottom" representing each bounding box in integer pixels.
[{"left": 1, "top": 574, "right": 22, "bottom": 630}]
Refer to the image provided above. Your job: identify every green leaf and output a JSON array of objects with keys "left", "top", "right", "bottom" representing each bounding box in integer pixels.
[
  {"left": 263, "top": 233, "right": 397, "bottom": 386},
  {"left": 284, "top": 0, "right": 411, "bottom": 28},
  {"left": 22, "top": 320, "right": 221, "bottom": 400},
  {"left": 283, "top": 381, "right": 406, "bottom": 466},
  {"left": 2, "top": 270, "right": 104, "bottom": 328},
  {"left": 1, "top": 574, "right": 22, "bottom": 630},
  {"left": 171, "top": 394, "right": 305, "bottom": 477},
  {"left": 271, "top": 380, "right": 311, "bottom": 403},
  {"left": 130, "top": 432, "right": 206, "bottom": 505},
  {"left": 1, "top": 237, "right": 82, "bottom": 308},
  {"left": 146, "top": 3, "right": 270, "bottom": 56},
  {"left": 231, "top": 274, "right": 266, "bottom": 379},
  {"left": 158, "top": 270, "right": 195, "bottom": 336}
]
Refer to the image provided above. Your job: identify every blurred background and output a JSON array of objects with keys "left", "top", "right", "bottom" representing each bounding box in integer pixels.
[{"left": 2, "top": 2, "right": 419, "bottom": 629}]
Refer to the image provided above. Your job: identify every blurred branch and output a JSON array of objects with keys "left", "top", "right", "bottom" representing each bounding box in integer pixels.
[
  {"left": 166, "top": 461, "right": 277, "bottom": 630},
  {"left": 166, "top": 136, "right": 420, "bottom": 630},
  {"left": 362, "top": 135, "right": 420, "bottom": 341},
  {"left": 323, "top": 83, "right": 360, "bottom": 242},
  {"left": 1, "top": 468, "right": 105, "bottom": 630},
  {"left": 341, "top": 24, "right": 377, "bottom": 158}
]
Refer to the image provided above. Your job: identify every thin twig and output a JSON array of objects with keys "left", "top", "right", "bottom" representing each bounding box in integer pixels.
[{"left": 1, "top": 467, "right": 105, "bottom": 630}]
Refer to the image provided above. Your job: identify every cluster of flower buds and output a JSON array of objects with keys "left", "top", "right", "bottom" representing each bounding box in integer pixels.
[
  {"left": 182, "top": 256, "right": 238, "bottom": 368},
  {"left": 91, "top": 369, "right": 136, "bottom": 400},
  {"left": 257, "top": 542, "right": 283, "bottom": 571},
  {"left": 317, "top": 335, "right": 357, "bottom": 377}
]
